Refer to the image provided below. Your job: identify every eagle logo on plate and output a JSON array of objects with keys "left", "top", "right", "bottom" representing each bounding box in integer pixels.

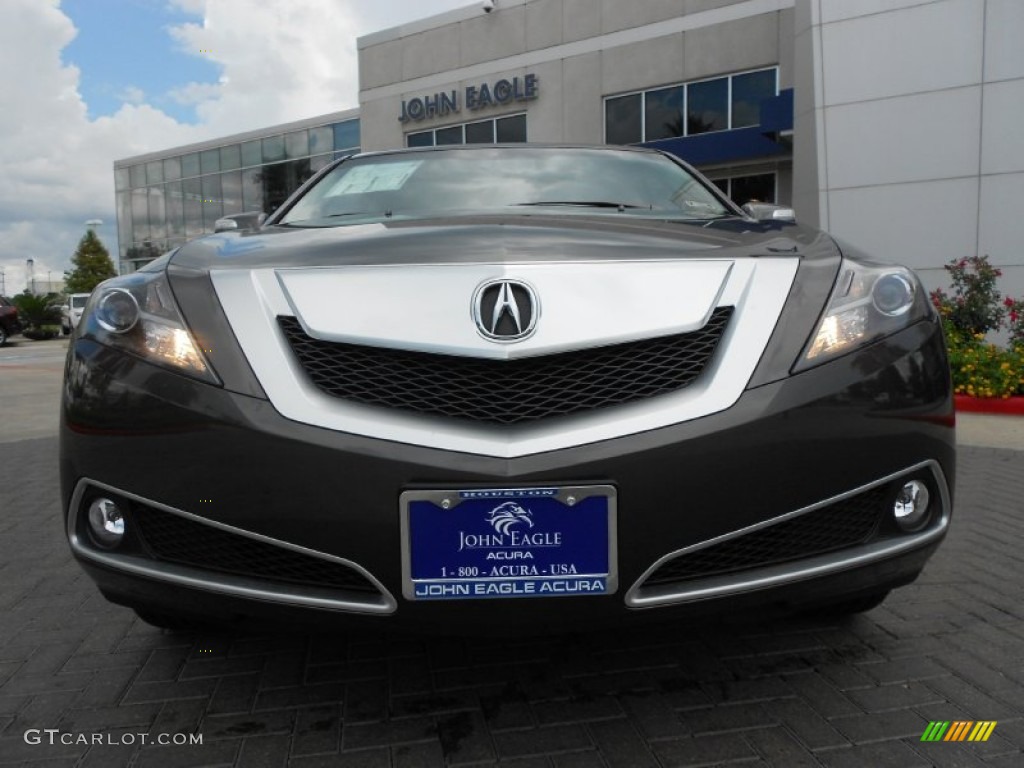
[{"left": 486, "top": 501, "right": 534, "bottom": 534}]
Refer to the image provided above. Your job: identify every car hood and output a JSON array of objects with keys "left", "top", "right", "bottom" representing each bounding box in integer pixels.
[{"left": 168, "top": 213, "right": 833, "bottom": 271}]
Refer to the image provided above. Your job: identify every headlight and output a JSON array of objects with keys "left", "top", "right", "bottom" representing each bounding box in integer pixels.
[
  {"left": 795, "top": 258, "right": 930, "bottom": 371},
  {"left": 81, "top": 270, "right": 219, "bottom": 384}
]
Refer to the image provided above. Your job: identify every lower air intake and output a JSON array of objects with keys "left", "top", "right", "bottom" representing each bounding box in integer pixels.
[
  {"left": 642, "top": 485, "right": 889, "bottom": 587},
  {"left": 131, "top": 504, "right": 379, "bottom": 594}
]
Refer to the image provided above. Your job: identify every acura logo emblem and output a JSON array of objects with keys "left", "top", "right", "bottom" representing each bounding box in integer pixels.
[{"left": 472, "top": 279, "right": 539, "bottom": 341}]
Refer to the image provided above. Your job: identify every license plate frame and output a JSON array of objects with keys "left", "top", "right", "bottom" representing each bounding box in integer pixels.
[{"left": 400, "top": 485, "right": 618, "bottom": 601}]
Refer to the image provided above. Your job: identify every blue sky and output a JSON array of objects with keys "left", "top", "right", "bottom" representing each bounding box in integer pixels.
[{"left": 63, "top": 0, "right": 217, "bottom": 122}]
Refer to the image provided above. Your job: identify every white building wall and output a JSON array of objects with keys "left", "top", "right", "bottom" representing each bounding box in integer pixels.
[{"left": 793, "top": 0, "right": 1024, "bottom": 302}]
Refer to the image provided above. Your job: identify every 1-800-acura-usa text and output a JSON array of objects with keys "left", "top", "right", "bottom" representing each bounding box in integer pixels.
[{"left": 60, "top": 145, "right": 954, "bottom": 631}]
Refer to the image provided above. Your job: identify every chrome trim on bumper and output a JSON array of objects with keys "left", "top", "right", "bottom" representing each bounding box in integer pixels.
[
  {"left": 67, "top": 479, "right": 397, "bottom": 615},
  {"left": 625, "top": 460, "right": 951, "bottom": 609}
]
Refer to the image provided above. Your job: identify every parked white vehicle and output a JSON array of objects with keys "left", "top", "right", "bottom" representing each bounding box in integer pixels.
[{"left": 61, "top": 293, "right": 91, "bottom": 335}]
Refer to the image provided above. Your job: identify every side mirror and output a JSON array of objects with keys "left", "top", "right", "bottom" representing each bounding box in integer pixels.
[
  {"left": 742, "top": 202, "right": 796, "bottom": 223},
  {"left": 213, "top": 211, "right": 266, "bottom": 233}
]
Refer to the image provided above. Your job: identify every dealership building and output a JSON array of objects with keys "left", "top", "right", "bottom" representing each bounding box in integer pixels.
[{"left": 114, "top": 0, "right": 1024, "bottom": 299}]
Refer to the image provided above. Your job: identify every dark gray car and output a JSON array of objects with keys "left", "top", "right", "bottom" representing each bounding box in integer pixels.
[{"left": 60, "top": 145, "right": 954, "bottom": 632}]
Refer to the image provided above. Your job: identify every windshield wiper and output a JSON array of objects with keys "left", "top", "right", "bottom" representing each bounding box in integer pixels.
[
  {"left": 517, "top": 201, "right": 650, "bottom": 211},
  {"left": 325, "top": 210, "right": 393, "bottom": 219}
]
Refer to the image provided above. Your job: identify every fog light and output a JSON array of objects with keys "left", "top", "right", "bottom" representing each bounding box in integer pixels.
[
  {"left": 87, "top": 497, "right": 125, "bottom": 547},
  {"left": 893, "top": 480, "right": 930, "bottom": 531}
]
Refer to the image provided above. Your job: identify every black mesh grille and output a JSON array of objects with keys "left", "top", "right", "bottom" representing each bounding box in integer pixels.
[
  {"left": 642, "top": 486, "right": 889, "bottom": 587},
  {"left": 277, "top": 307, "right": 732, "bottom": 425},
  {"left": 131, "top": 505, "right": 379, "bottom": 594}
]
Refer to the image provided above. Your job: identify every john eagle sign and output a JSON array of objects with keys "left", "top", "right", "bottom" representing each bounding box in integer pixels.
[{"left": 398, "top": 74, "right": 539, "bottom": 123}]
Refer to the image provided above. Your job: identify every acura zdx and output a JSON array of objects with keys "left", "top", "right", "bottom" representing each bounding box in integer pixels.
[{"left": 60, "top": 145, "right": 954, "bottom": 631}]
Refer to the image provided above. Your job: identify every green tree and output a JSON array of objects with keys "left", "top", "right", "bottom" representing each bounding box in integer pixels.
[
  {"left": 12, "top": 291, "right": 61, "bottom": 333},
  {"left": 65, "top": 230, "right": 117, "bottom": 293}
]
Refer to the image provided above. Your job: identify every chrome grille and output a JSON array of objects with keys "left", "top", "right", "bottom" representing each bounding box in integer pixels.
[{"left": 277, "top": 307, "right": 732, "bottom": 425}]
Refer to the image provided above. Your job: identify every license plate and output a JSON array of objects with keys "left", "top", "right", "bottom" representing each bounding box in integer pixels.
[{"left": 400, "top": 485, "right": 617, "bottom": 600}]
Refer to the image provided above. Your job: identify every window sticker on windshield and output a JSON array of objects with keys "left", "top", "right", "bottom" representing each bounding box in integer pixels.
[{"left": 328, "top": 161, "right": 423, "bottom": 195}]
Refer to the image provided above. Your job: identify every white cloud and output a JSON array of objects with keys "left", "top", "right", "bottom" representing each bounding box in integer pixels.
[
  {"left": 118, "top": 85, "right": 146, "bottom": 105},
  {"left": 0, "top": 0, "right": 470, "bottom": 294},
  {"left": 164, "top": 1, "right": 363, "bottom": 135},
  {"left": 167, "top": 80, "right": 221, "bottom": 106}
]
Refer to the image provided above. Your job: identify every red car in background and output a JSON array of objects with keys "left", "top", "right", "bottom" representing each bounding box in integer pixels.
[{"left": 0, "top": 296, "right": 23, "bottom": 345}]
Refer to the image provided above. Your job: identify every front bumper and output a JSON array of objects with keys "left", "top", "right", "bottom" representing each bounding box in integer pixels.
[{"left": 60, "top": 319, "right": 955, "bottom": 631}]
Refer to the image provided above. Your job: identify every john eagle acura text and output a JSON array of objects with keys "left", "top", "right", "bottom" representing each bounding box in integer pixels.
[{"left": 60, "top": 146, "right": 954, "bottom": 631}]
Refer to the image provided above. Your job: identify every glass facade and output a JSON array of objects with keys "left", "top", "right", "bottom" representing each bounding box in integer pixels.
[
  {"left": 406, "top": 114, "right": 527, "bottom": 147},
  {"left": 114, "top": 117, "right": 360, "bottom": 272},
  {"left": 604, "top": 67, "right": 778, "bottom": 145}
]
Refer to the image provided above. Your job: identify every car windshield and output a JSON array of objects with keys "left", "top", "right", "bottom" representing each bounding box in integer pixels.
[
  {"left": 71, "top": 296, "right": 89, "bottom": 309},
  {"left": 278, "top": 147, "right": 731, "bottom": 227}
]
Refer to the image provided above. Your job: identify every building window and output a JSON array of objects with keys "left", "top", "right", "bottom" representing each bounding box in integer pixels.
[
  {"left": 687, "top": 78, "right": 727, "bottom": 135},
  {"left": 181, "top": 153, "right": 200, "bottom": 179},
  {"left": 310, "top": 153, "right": 334, "bottom": 173},
  {"left": 710, "top": 172, "right": 776, "bottom": 206},
  {"left": 241, "top": 140, "right": 262, "bottom": 168},
  {"left": 435, "top": 125, "right": 463, "bottom": 146},
  {"left": 496, "top": 114, "right": 527, "bottom": 143},
  {"left": 163, "top": 156, "right": 182, "bottom": 182},
  {"left": 465, "top": 120, "right": 494, "bottom": 144},
  {"left": 405, "top": 114, "right": 527, "bottom": 147},
  {"left": 309, "top": 126, "right": 334, "bottom": 155},
  {"left": 129, "top": 164, "right": 146, "bottom": 189},
  {"left": 731, "top": 69, "right": 777, "bottom": 129},
  {"left": 605, "top": 94, "right": 642, "bottom": 145},
  {"left": 333, "top": 119, "right": 360, "bottom": 153},
  {"left": 407, "top": 130, "right": 434, "bottom": 147},
  {"left": 221, "top": 170, "right": 243, "bottom": 216},
  {"left": 165, "top": 182, "right": 184, "bottom": 238},
  {"left": 220, "top": 144, "right": 242, "bottom": 171},
  {"left": 285, "top": 129, "right": 309, "bottom": 159},
  {"left": 145, "top": 160, "right": 164, "bottom": 186},
  {"left": 262, "top": 135, "right": 286, "bottom": 163},
  {"left": 200, "top": 148, "right": 220, "bottom": 175},
  {"left": 644, "top": 86, "right": 684, "bottom": 142},
  {"left": 201, "top": 175, "right": 223, "bottom": 230},
  {"left": 148, "top": 186, "right": 166, "bottom": 239},
  {"left": 604, "top": 67, "right": 778, "bottom": 144},
  {"left": 183, "top": 178, "right": 203, "bottom": 236},
  {"left": 242, "top": 168, "right": 263, "bottom": 212}
]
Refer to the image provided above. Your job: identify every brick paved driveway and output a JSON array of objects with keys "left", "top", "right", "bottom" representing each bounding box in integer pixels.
[{"left": 1, "top": 436, "right": 1021, "bottom": 767}]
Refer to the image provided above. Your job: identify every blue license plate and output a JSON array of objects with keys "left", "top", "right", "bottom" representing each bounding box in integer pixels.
[{"left": 401, "top": 486, "right": 617, "bottom": 600}]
